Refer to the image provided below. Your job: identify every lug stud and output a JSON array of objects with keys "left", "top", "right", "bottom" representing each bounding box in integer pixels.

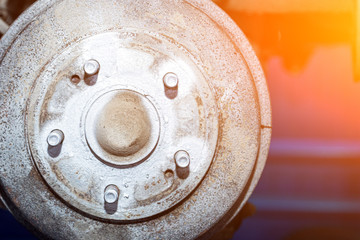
[
  {"left": 104, "top": 185, "right": 119, "bottom": 204},
  {"left": 83, "top": 59, "right": 100, "bottom": 86},
  {"left": 84, "top": 59, "right": 100, "bottom": 76},
  {"left": 47, "top": 129, "right": 64, "bottom": 147},
  {"left": 163, "top": 73, "right": 179, "bottom": 99},
  {"left": 163, "top": 73, "right": 179, "bottom": 89},
  {"left": 175, "top": 150, "right": 190, "bottom": 169}
]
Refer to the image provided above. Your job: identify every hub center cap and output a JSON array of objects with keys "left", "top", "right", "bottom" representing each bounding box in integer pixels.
[{"left": 86, "top": 90, "right": 160, "bottom": 167}]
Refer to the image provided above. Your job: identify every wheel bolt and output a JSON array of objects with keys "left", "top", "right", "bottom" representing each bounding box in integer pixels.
[
  {"left": 174, "top": 150, "right": 190, "bottom": 169},
  {"left": 163, "top": 72, "right": 179, "bottom": 89},
  {"left": 47, "top": 130, "right": 64, "bottom": 147},
  {"left": 104, "top": 185, "right": 119, "bottom": 204},
  {"left": 84, "top": 59, "right": 100, "bottom": 76}
]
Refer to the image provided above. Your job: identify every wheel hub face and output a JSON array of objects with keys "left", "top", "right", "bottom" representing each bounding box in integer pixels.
[{"left": 26, "top": 32, "right": 219, "bottom": 221}]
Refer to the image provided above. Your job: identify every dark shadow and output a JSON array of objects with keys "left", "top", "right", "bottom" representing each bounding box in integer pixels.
[
  {"left": 84, "top": 74, "right": 98, "bottom": 86},
  {"left": 165, "top": 87, "right": 178, "bottom": 99},
  {"left": 211, "top": 203, "right": 256, "bottom": 240},
  {"left": 176, "top": 167, "right": 190, "bottom": 179},
  {"left": 104, "top": 201, "right": 118, "bottom": 215},
  {"left": 47, "top": 144, "right": 62, "bottom": 158},
  {"left": 0, "top": 209, "right": 38, "bottom": 239}
]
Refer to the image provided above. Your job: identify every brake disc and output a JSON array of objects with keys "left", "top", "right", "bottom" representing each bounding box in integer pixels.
[{"left": 0, "top": 0, "right": 271, "bottom": 239}]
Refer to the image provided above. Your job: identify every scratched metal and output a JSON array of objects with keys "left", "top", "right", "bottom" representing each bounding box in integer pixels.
[{"left": 0, "top": 0, "right": 271, "bottom": 239}]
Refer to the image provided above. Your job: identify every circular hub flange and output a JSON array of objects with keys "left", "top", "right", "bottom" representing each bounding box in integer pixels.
[{"left": 26, "top": 31, "right": 219, "bottom": 221}]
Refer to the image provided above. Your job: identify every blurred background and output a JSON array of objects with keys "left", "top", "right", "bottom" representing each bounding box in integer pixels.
[
  {"left": 1, "top": 0, "right": 360, "bottom": 239},
  {"left": 218, "top": 0, "right": 360, "bottom": 239}
]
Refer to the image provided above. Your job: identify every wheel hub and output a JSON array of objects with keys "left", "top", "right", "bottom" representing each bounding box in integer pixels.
[
  {"left": 0, "top": 0, "right": 271, "bottom": 238},
  {"left": 26, "top": 31, "right": 219, "bottom": 221}
]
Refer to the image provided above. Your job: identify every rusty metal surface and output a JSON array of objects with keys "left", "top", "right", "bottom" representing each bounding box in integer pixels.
[
  {"left": 26, "top": 30, "right": 219, "bottom": 221},
  {"left": 0, "top": 0, "right": 271, "bottom": 239}
]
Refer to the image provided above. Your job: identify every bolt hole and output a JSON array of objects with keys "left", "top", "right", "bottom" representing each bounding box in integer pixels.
[
  {"left": 164, "top": 169, "right": 174, "bottom": 178},
  {"left": 70, "top": 75, "right": 81, "bottom": 84}
]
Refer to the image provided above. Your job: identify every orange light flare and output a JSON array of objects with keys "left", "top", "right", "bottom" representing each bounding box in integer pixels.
[{"left": 218, "top": 0, "right": 360, "bottom": 148}]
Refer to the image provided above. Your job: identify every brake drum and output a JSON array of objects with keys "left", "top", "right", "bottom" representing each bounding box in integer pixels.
[{"left": 0, "top": 0, "right": 271, "bottom": 239}]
